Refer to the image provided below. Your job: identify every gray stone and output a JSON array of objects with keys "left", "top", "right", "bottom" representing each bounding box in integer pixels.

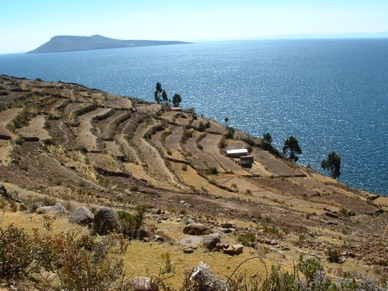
[
  {"left": 132, "top": 276, "right": 152, "bottom": 291},
  {"left": 93, "top": 206, "right": 121, "bottom": 235},
  {"left": 203, "top": 233, "right": 221, "bottom": 250},
  {"left": 36, "top": 203, "right": 67, "bottom": 216},
  {"left": 69, "top": 206, "right": 94, "bottom": 225},
  {"left": 180, "top": 236, "right": 202, "bottom": 248},
  {"left": 49, "top": 203, "right": 68, "bottom": 215},
  {"left": 186, "top": 218, "right": 195, "bottom": 224}
]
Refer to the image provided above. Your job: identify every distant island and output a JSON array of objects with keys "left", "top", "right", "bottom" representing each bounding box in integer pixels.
[{"left": 27, "top": 35, "right": 192, "bottom": 54}]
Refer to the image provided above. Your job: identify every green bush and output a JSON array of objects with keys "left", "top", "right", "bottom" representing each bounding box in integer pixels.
[
  {"left": 118, "top": 204, "right": 148, "bottom": 240},
  {"left": 237, "top": 233, "right": 256, "bottom": 247}
]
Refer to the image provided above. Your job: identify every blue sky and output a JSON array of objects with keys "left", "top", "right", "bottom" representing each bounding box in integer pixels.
[{"left": 1, "top": 0, "right": 388, "bottom": 53}]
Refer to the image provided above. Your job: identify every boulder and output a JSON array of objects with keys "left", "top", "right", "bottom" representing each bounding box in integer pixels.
[
  {"left": 132, "top": 276, "right": 153, "bottom": 291},
  {"left": 203, "top": 233, "right": 221, "bottom": 250},
  {"left": 221, "top": 221, "right": 236, "bottom": 228},
  {"left": 183, "top": 223, "right": 210, "bottom": 235},
  {"left": 69, "top": 206, "right": 94, "bottom": 225},
  {"left": 93, "top": 206, "right": 121, "bottom": 235},
  {"left": 48, "top": 203, "right": 68, "bottom": 215},
  {"left": 36, "top": 203, "right": 67, "bottom": 216},
  {"left": 180, "top": 236, "right": 202, "bottom": 248},
  {"left": 223, "top": 244, "right": 244, "bottom": 255}
]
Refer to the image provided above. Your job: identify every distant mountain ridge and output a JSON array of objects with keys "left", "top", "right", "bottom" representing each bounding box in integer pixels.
[{"left": 27, "top": 35, "right": 191, "bottom": 54}]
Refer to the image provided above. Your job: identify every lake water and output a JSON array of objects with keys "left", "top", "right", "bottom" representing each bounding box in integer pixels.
[{"left": 1, "top": 39, "right": 387, "bottom": 195}]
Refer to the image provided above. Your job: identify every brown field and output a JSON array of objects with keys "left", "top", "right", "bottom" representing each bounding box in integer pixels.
[{"left": 0, "top": 75, "right": 387, "bottom": 289}]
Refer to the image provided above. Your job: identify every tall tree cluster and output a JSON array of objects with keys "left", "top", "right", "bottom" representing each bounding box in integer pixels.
[
  {"left": 321, "top": 151, "right": 341, "bottom": 179},
  {"left": 154, "top": 82, "right": 182, "bottom": 107},
  {"left": 154, "top": 82, "right": 169, "bottom": 104}
]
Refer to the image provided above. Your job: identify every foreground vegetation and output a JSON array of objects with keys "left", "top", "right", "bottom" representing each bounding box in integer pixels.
[{"left": 0, "top": 223, "right": 386, "bottom": 290}]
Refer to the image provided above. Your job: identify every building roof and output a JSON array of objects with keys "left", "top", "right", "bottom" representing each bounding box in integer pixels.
[{"left": 226, "top": 149, "right": 248, "bottom": 155}]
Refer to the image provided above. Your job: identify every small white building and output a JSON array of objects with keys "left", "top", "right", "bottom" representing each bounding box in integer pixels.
[{"left": 226, "top": 149, "right": 248, "bottom": 158}]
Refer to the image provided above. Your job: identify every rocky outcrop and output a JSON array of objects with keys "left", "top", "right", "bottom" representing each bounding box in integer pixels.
[
  {"left": 36, "top": 203, "right": 68, "bottom": 216},
  {"left": 203, "top": 233, "right": 221, "bottom": 250},
  {"left": 69, "top": 206, "right": 94, "bottom": 225},
  {"left": 93, "top": 206, "right": 121, "bottom": 235}
]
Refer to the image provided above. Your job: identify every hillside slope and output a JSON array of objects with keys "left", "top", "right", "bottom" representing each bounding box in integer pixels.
[{"left": 0, "top": 75, "right": 387, "bottom": 288}]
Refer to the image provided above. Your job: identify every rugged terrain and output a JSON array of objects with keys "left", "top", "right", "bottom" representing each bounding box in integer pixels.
[{"left": 0, "top": 75, "right": 387, "bottom": 288}]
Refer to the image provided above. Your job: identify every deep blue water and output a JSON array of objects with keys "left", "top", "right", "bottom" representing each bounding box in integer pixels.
[{"left": 1, "top": 39, "right": 387, "bottom": 195}]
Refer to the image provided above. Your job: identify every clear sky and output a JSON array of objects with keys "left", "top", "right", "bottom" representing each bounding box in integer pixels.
[{"left": 1, "top": 0, "right": 388, "bottom": 54}]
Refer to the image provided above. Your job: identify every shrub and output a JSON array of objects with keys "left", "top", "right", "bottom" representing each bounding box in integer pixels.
[
  {"left": 118, "top": 204, "right": 148, "bottom": 240},
  {"left": 225, "top": 127, "right": 235, "bottom": 139},
  {"left": 237, "top": 233, "right": 256, "bottom": 247},
  {"left": 326, "top": 248, "right": 342, "bottom": 263},
  {"left": 161, "top": 252, "right": 173, "bottom": 274},
  {"left": 0, "top": 225, "right": 37, "bottom": 280},
  {"left": 206, "top": 167, "right": 218, "bottom": 175}
]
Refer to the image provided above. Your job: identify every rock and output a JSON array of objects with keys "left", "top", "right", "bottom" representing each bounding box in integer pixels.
[
  {"left": 374, "top": 208, "right": 384, "bottom": 216},
  {"left": 223, "top": 244, "right": 244, "bottom": 255},
  {"left": 154, "top": 235, "right": 164, "bottom": 242},
  {"left": 93, "top": 206, "right": 121, "bottom": 235},
  {"left": 203, "top": 233, "right": 221, "bottom": 250},
  {"left": 326, "top": 220, "right": 338, "bottom": 225},
  {"left": 222, "top": 228, "right": 234, "bottom": 233},
  {"left": 221, "top": 221, "right": 236, "bottom": 228},
  {"left": 19, "top": 203, "right": 27, "bottom": 211},
  {"left": 183, "top": 247, "right": 194, "bottom": 254},
  {"left": 36, "top": 203, "right": 67, "bottom": 215},
  {"left": 132, "top": 276, "right": 153, "bottom": 291},
  {"left": 69, "top": 206, "right": 94, "bottom": 225},
  {"left": 183, "top": 223, "right": 210, "bottom": 235},
  {"left": 186, "top": 218, "right": 195, "bottom": 224},
  {"left": 36, "top": 206, "right": 50, "bottom": 214},
  {"left": 180, "top": 236, "right": 202, "bottom": 248},
  {"left": 0, "top": 184, "right": 21, "bottom": 202},
  {"left": 48, "top": 203, "right": 68, "bottom": 215},
  {"left": 325, "top": 211, "right": 339, "bottom": 219}
]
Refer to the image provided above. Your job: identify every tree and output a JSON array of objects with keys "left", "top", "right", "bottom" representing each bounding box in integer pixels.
[
  {"left": 224, "top": 117, "right": 229, "bottom": 126},
  {"left": 321, "top": 151, "right": 341, "bottom": 179},
  {"left": 282, "top": 136, "right": 302, "bottom": 162},
  {"left": 154, "top": 91, "right": 161, "bottom": 104},
  {"left": 263, "top": 133, "right": 272, "bottom": 145},
  {"left": 154, "top": 82, "right": 163, "bottom": 104},
  {"left": 162, "top": 90, "right": 168, "bottom": 102},
  {"left": 172, "top": 93, "right": 182, "bottom": 107}
]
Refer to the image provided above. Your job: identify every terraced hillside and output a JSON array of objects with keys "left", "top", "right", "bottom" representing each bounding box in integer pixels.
[{"left": 0, "top": 75, "right": 387, "bottom": 287}]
